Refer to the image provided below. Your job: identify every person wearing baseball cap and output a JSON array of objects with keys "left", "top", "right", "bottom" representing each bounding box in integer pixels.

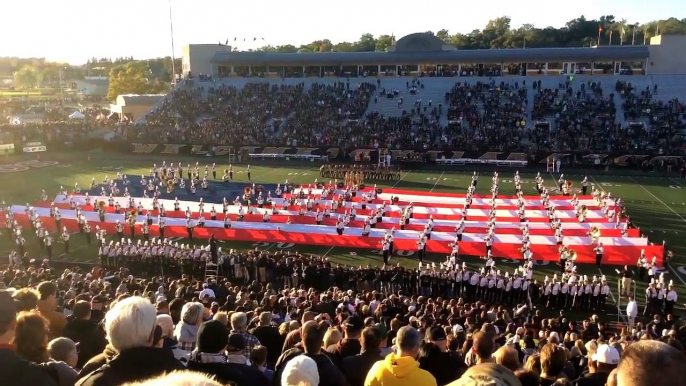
[
  {"left": 327, "top": 315, "right": 364, "bottom": 365},
  {"left": 574, "top": 344, "right": 620, "bottom": 386},
  {"left": 0, "top": 290, "right": 59, "bottom": 386},
  {"left": 420, "top": 326, "right": 467, "bottom": 385}
]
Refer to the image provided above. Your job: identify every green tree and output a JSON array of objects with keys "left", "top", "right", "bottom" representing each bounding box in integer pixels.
[
  {"left": 13, "top": 65, "right": 38, "bottom": 88},
  {"left": 375, "top": 35, "right": 394, "bottom": 52},
  {"left": 107, "top": 62, "right": 155, "bottom": 101},
  {"left": 355, "top": 33, "right": 376, "bottom": 51}
]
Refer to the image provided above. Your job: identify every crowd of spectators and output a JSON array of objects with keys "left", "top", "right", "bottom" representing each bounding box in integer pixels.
[
  {"left": 2, "top": 76, "right": 685, "bottom": 157},
  {"left": 2, "top": 244, "right": 686, "bottom": 386}
]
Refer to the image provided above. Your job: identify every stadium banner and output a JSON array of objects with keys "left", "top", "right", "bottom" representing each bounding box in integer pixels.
[
  {"left": 22, "top": 141, "right": 47, "bottom": 153},
  {"left": 106, "top": 142, "right": 683, "bottom": 167},
  {"left": 0, "top": 143, "right": 15, "bottom": 155}
]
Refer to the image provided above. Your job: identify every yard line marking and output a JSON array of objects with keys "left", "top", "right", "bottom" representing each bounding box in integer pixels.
[
  {"left": 589, "top": 175, "right": 605, "bottom": 193},
  {"left": 430, "top": 171, "right": 445, "bottom": 192},
  {"left": 391, "top": 171, "right": 411, "bottom": 188},
  {"left": 321, "top": 246, "right": 335, "bottom": 258},
  {"left": 628, "top": 176, "right": 686, "bottom": 285},
  {"left": 599, "top": 268, "right": 627, "bottom": 323},
  {"left": 628, "top": 176, "right": 686, "bottom": 223},
  {"left": 56, "top": 243, "right": 90, "bottom": 261}
]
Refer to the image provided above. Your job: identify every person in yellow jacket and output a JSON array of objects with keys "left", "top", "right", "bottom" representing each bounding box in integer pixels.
[{"left": 364, "top": 326, "right": 437, "bottom": 386}]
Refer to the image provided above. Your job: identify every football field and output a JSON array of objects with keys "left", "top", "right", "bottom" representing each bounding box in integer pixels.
[{"left": 1, "top": 151, "right": 686, "bottom": 323}]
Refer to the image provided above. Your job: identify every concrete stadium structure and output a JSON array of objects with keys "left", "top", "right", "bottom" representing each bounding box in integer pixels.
[{"left": 181, "top": 33, "right": 686, "bottom": 78}]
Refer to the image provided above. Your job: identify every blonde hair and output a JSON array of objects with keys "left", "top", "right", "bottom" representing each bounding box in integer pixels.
[
  {"left": 323, "top": 328, "right": 342, "bottom": 348},
  {"left": 122, "top": 371, "right": 222, "bottom": 386},
  {"left": 213, "top": 311, "right": 229, "bottom": 326}
]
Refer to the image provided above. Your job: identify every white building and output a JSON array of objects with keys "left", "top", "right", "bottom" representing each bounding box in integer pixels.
[
  {"left": 181, "top": 44, "right": 233, "bottom": 77},
  {"left": 73, "top": 76, "right": 109, "bottom": 97}
]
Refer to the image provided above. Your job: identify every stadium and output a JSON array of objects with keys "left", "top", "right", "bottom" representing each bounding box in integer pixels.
[{"left": 1, "top": 26, "right": 686, "bottom": 386}]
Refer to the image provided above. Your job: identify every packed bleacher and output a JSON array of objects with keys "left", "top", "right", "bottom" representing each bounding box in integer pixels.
[{"left": 2, "top": 76, "right": 685, "bottom": 158}]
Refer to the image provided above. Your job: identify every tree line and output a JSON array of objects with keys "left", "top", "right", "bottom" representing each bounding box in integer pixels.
[{"left": 250, "top": 15, "right": 686, "bottom": 53}]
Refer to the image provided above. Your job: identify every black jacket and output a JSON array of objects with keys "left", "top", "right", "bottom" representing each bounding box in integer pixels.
[
  {"left": 341, "top": 351, "right": 384, "bottom": 386},
  {"left": 419, "top": 348, "right": 467, "bottom": 386},
  {"left": 187, "top": 360, "right": 269, "bottom": 386},
  {"left": 274, "top": 348, "right": 349, "bottom": 386},
  {"left": 0, "top": 347, "right": 59, "bottom": 386},
  {"left": 251, "top": 325, "right": 282, "bottom": 366},
  {"left": 64, "top": 318, "right": 107, "bottom": 369},
  {"left": 326, "top": 338, "right": 362, "bottom": 367},
  {"left": 76, "top": 346, "right": 186, "bottom": 386}
]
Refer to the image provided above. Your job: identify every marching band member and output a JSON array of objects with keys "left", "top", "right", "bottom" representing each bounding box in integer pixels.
[
  {"left": 186, "top": 217, "right": 194, "bottom": 240},
  {"left": 600, "top": 277, "right": 611, "bottom": 311},
  {"left": 581, "top": 177, "right": 589, "bottom": 195},
  {"left": 84, "top": 221, "right": 92, "bottom": 244},
  {"left": 262, "top": 211, "right": 270, "bottom": 223},
  {"left": 197, "top": 215, "right": 206, "bottom": 228},
  {"left": 416, "top": 234, "right": 427, "bottom": 263},
  {"left": 43, "top": 234, "right": 52, "bottom": 261},
  {"left": 224, "top": 214, "right": 232, "bottom": 229},
  {"left": 336, "top": 216, "right": 345, "bottom": 235},
  {"left": 666, "top": 283, "right": 677, "bottom": 314},
  {"left": 158, "top": 216, "right": 165, "bottom": 239},
  {"left": 61, "top": 227, "right": 70, "bottom": 254},
  {"left": 594, "top": 243, "right": 604, "bottom": 268},
  {"left": 638, "top": 250, "right": 648, "bottom": 280}
]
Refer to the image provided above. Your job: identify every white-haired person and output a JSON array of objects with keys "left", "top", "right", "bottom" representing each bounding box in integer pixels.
[
  {"left": 120, "top": 371, "right": 223, "bottom": 386},
  {"left": 174, "top": 302, "right": 205, "bottom": 353},
  {"left": 77, "top": 296, "right": 186, "bottom": 386},
  {"left": 281, "top": 355, "right": 320, "bottom": 386},
  {"left": 230, "top": 311, "right": 261, "bottom": 357},
  {"left": 156, "top": 314, "right": 190, "bottom": 365}
]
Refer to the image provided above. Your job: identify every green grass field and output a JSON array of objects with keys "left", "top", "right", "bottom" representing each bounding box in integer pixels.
[{"left": 1, "top": 151, "right": 686, "bottom": 324}]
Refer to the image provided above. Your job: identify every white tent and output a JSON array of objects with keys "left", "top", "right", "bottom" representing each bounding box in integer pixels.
[{"left": 69, "top": 111, "right": 85, "bottom": 120}]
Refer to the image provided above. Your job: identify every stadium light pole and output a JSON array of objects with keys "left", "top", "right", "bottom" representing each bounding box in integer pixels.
[{"left": 168, "top": 0, "right": 177, "bottom": 83}]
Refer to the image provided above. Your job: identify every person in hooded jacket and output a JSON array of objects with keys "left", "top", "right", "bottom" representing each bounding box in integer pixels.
[
  {"left": 364, "top": 326, "right": 437, "bottom": 386},
  {"left": 63, "top": 301, "right": 107, "bottom": 369},
  {"left": 342, "top": 326, "right": 385, "bottom": 386},
  {"left": 275, "top": 320, "right": 348, "bottom": 386},
  {"left": 418, "top": 327, "right": 467, "bottom": 386},
  {"left": 186, "top": 320, "right": 269, "bottom": 386}
]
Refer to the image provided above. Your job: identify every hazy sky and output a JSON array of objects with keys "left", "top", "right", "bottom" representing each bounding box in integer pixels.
[{"left": 1, "top": 0, "right": 682, "bottom": 64}]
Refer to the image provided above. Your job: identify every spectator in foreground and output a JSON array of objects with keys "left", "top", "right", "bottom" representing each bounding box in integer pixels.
[
  {"left": 230, "top": 311, "right": 261, "bottom": 357},
  {"left": 250, "top": 312, "right": 281, "bottom": 367},
  {"left": 616, "top": 340, "right": 686, "bottom": 386},
  {"left": 327, "top": 315, "right": 364, "bottom": 365},
  {"left": 64, "top": 300, "right": 107, "bottom": 369},
  {"left": 494, "top": 345, "right": 521, "bottom": 372},
  {"left": 0, "top": 290, "right": 59, "bottom": 386},
  {"left": 174, "top": 302, "right": 204, "bottom": 353},
  {"left": 281, "top": 355, "right": 320, "bottom": 386},
  {"left": 342, "top": 326, "right": 384, "bottom": 386},
  {"left": 120, "top": 371, "right": 223, "bottom": 386},
  {"left": 539, "top": 343, "right": 568, "bottom": 386},
  {"left": 76, "top": 296, "right": 185, "bottom": 386},
  {"left": 465, "top": 331, "right": 495, "bottom": 366},
  {"left": 156, "top": 314, "right": 190, "bottom": 365},
  {"left": 447, "top": 363, "right": 521, "bottom": 386},
  {"left": 573, "top": 344, "right": 619, "bottom": 386},
  {"left": 250, "top": 345, "right": 274, "bottom": 383},
  {"left": 419, "top": 326, "right": 466, "bottom": 385},
  {"left": 276, "top": 320, "right": 348, "bottom": 386},
  {"left": 186, "top": 320, "right": 268, "bottom": 386},
  {"left": 364, "top": 325, "right": 437, "bottom": 386},
  {"left": 37, "top": 281, "right": 67, "bottom": 339},
  {"left": 48, "top": 337, "right": 79, "bottom": 369}
]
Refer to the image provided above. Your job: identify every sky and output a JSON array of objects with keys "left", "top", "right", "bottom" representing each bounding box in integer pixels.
[{"left": 1, "top": 0, "right": 683, "bottom": 65}]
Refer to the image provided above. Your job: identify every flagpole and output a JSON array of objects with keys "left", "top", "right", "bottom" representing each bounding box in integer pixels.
[
  {"left": 632, "top": 28, "right": 636, "bottom": 45},
  {"left": 168, "top": 0, "right": 177, "bottom": 83},
  {"left": 598, "top": 26, "right": 602, "bottom": 46}
]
